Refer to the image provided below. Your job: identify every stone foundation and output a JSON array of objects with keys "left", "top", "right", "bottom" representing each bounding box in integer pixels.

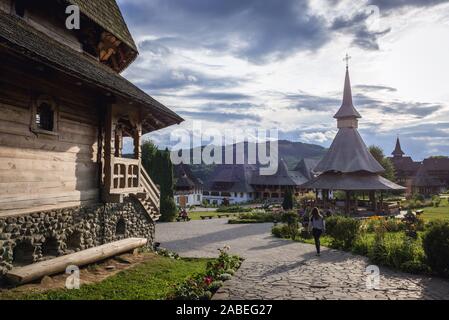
[{"left": 0, "top": 198, "right": 155, "bottom": 276}]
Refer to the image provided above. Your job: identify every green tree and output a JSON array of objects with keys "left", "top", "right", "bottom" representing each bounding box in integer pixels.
[
  {"left": 282, "top": 188, "right": 294, "bottom": 210},
  {"left": 141, "top": 141, "right": 177, "bottom": 222},
  {"left": 369, "top": 145, "right": 396, "bottom": 181}
]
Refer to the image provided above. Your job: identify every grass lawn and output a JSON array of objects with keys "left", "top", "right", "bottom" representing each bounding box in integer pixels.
[
  {"left": 421, "top": 198, "right": 449, "bottom": 222},
  {"left": 0, "top": 254, "right": 211, "bottom": 300}
]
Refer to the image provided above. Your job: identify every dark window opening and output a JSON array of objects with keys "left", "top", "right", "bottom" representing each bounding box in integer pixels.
[
  {"left": 36, "top": 103, "right": 54, "bottom": 131},
  {"left": 66, "top": 231, "right": 82, "bottom": 251},
  {"left": 13, "top": 240, "right": 35, "bottom": 266},
  {"left": 42, "top": 237, "right": 60, "bottom": 258},
  {"left": 14, "top": 0, "right": 26, "bottom": 17},
  {"left": 116, "top": 218, "right": 126, "bottom": 236}
]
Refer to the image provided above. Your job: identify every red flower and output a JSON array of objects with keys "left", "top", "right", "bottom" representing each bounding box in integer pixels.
[{"left": 204, "top": 276, "right": 213, "bottom": 285}]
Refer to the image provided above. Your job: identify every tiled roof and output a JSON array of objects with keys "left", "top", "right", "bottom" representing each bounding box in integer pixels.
[
  {"left": 174, "top": 164, "right": 203, "bottom": 188},
  {"left": 294, "top": 158, "right": 320, "bottom": 180},
  {"left": 68, "top": 0, "right": 137, "bottom": 51},
  {"left": 250, "top": 159, "right": 308, "bottom": 186}
]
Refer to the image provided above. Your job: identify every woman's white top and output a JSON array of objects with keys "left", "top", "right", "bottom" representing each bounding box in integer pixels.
[{"left": 309, "top": 217, "right": 326, "bottom": 231}]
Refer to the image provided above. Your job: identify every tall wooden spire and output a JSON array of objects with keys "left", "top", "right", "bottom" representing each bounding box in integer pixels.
[
  {"left": 392, "top": 137, "right": 405, "bottom": 158},
  {"left": 314, "top": 65, "right": 384, "bottom": 174},
  {"left": 334, "top": 66, "right": 361, "bottom": 127}
]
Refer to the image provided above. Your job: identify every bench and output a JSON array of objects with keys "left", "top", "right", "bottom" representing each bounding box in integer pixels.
[
  {"left": 176, "top": 216, "right": 191, "bottom": 222},
  {"left": 217, "top": 214, "right": 231, "bottom": 218},
  {"left": 200, "top": 215, "right": 214, "bottom": 220}
]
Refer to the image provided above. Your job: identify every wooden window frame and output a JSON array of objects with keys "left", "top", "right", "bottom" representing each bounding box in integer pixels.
[{"left": 31, "top": 95, "right": 59, "bottom": 136}]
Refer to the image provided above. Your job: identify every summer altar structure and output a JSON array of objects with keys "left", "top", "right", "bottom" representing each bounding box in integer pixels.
[
  {"left": 301, "top": 64, "right": 405, "bottom": 214},
  {"left": 0, "top": 0, "right": 182, "bottom": 275}
]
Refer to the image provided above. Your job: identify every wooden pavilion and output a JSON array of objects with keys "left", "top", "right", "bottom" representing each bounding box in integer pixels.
[{"left": 301, "top": 62, "right": 405, "bottom": 215}]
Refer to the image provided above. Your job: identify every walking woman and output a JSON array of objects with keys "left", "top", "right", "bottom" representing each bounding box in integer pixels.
[{"left": 308, "top": 207, "right": 326, "bottom": 256}]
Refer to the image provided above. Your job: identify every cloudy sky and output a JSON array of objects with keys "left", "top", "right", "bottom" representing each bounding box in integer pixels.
[{"left": 118, "top": 0, "right": 449, "bottom": 160}]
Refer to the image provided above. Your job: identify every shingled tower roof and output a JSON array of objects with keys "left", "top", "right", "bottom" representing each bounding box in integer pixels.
[
  {"left": 68, "top": 0, "right": 137, "bottom": 51},
  {"left": 301, "top": 65, "right": 405, "bottom": 192},
  {"left": 392, "top": 137, "right": 405, "bottom": 157},
  {"left": 334, "top": 67, "right": 361, "bottom": 119},
  {"left": 314, "top": 67, "right": 384, "bottom": 174}
]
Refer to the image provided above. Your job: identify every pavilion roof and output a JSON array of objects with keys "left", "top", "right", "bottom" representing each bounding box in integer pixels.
[
  {"left": 300, "top": 172, "right": 406, "bottom": 191},
  {"left": 314, "top": 128, "right": 385, "bottom": 174}
]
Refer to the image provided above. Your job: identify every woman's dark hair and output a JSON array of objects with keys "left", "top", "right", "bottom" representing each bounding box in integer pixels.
[{"left": 311, "top": 207, "right": 322, "bottom": 219}]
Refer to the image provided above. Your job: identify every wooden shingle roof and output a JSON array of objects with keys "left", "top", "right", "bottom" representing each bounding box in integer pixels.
[
  {"left": 0, "top": 11, "right": 183, "bottom": 133},
  {"left": 68, "top": 0, "right": 137, "bottom": 51}
]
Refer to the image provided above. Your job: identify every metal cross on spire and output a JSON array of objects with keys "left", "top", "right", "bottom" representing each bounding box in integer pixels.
[{"left": 344, "top": 53, "right": 351, "bottom": 69}]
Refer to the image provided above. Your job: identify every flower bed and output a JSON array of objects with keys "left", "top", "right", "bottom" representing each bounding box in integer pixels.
[
  {"left": 272, "top": 214, "right": 449, "bottom": 277},
  {"left": 228, "top": 209, "right": 279, "bottom": 224},
  {"left": 169, "top": 246, "right": 242, "bottom": 300}
]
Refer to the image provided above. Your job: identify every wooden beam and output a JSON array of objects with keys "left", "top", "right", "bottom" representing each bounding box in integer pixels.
[{"left": 6, "top": 238, "right": 148, "bottom": 285}]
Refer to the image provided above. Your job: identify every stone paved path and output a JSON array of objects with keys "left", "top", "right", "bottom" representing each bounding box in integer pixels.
[{"left": 156, "top": 220, "right": 449, "bottom": 300}]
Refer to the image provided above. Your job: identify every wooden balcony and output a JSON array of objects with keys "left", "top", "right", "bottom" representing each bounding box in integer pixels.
[{"left": 109, "top": 157, "right": 143, "bottom": 195}]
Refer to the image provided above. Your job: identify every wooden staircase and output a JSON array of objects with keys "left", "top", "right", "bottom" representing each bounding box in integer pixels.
[{"left": 134, "top": 167, "right": 161, "bottom": 221}]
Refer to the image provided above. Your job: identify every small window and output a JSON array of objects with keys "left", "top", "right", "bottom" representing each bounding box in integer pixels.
[
  {"left": 36, "top": 103, "right": 54, "bottom": 131},
  {"left": 32, "top": 95, "right": 58, "bottom": 135},
  {"left": 116, "top": 218, "right": 126, "bottom": 236},
  {"left": 14, "top": 0, "right": 26, "bottom": 17}
]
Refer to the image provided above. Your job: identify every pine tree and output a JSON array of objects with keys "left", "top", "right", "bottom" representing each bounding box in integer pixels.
[
  {"left": 282, "top": 188, "right": 294, "bottom": 210},
  {"left": 141, "top": 141, "right": 177, "bottom": 221}
]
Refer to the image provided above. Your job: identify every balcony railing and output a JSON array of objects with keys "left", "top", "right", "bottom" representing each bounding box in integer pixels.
[{"left": 109, "top": 157, "right": 143, "bottom": 194}]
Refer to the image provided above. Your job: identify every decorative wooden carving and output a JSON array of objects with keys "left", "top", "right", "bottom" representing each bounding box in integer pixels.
[{"left": 98, "top": 32, "right": 121, "bottom": 62}]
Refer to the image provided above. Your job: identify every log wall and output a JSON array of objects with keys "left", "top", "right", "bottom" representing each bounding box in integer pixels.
[{"left": 0, "top": 55, "right": 102, "bottom": 217}]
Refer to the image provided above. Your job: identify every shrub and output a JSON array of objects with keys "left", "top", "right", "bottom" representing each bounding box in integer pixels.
[
  {"left": 271, "top": 224, "right": 291, "bottom": 239},
  {"left": 281, "top": 211, "right": 300, "bottom": 240},
  {"left": 384, "top": 218, "right": 405, "bottom": 232},
  {"left": 326, "top": 216, "right": 360, "bottom": 249},
  {"left": 432, "top": 195, "right": 441, "bottom": 208},
  {"left": 160, "top": 196, "right": 178, "bottom": 222},
  {"left": 423, "top": 221, "right": 449, "bottom": 277},
  {"left": 352, "top": 234, "right": 373, "bottom": 256},
  {"left": 209, "top": 281, "right": 224, "bottom": 292},
  {"left": 229, "top": 219, "right": 260, "bottom": 224},
  {"left": 413, "top": 193, "right": 426, "bottom": 202},
  {"left": 217, "top": 206, "right": 252, "bottom": 213},
  {"left": 387, "top": 236, "right": 416, "bottom": 269},
  {"left": 402, "top": 211, "right": 425, "bottom": 239},
  {"left": 237, "top": 211, "right": 274, "bottom": 222},
  {"left": 219, "top": 273, "right": 232, "bottom": 281},
  {"left": 368, "top": 235, "right": 389, "bottom": 266}
]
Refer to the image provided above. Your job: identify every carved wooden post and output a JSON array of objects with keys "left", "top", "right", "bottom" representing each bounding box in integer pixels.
[
  {"left": 134, "top": 120, "right": 142, "bottom": 188},
  {"left": 103, "top": 104, "right": 113, "bottom": 199}
]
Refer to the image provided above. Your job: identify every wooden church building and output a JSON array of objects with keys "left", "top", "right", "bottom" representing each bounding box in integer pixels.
[
  {"left": 0, "top": 0, "right": 182, "bottom": 275},
  {"left": 302, "top": 62, "right": 405, "bottom": 214}
]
